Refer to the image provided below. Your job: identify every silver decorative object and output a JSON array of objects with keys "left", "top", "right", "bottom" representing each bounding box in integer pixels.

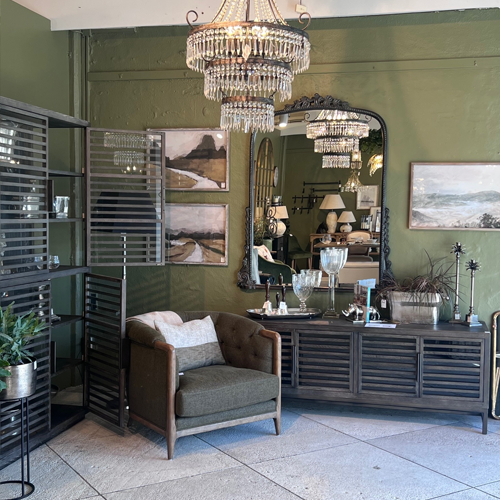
[
  {"left": 0, "top": 360, "right": 37, "bottom": 401},
  {"left": 449, "top": 242, "right": 465, "bottom": 323},
  {"left": 463, "top": 259, "right": 481, "bottom": 327},
  {"left": 320, "top": 247, "right": 348, "bottom": 318}
]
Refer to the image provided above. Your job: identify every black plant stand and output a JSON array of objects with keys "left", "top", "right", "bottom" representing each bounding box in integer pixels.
[{"left": 0, "top": 397, "right": 35, "bottom": 499}]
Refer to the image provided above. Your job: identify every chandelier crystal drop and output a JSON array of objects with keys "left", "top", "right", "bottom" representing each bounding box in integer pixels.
[
  {"left": 306, "top": 109, "right": 369, "bottom": 140},
  {"left": 322, "top": 154, "right": 351, "bottom": 169},
  {"left": 306, "top": 119, "right": 369, "bottom": 140},
  {"left": 186, "top": 0, "right": 311, "bottom": 133},
  {"left": 314, "top": 137, "right": 359, "bottom": 154},
  {"left": 342, "top": 169, "right": 364, "bottom": 192},
  {"left": 220, "top": 96, "right": 275, "bottom": 133}
]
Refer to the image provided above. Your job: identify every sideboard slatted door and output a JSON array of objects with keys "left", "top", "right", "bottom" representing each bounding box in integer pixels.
[
  {"left": 0, "top": 104, "right": 48, "bottom": 280},
  {"left": 359, "top": 334, "right": 418, "bottom": 396},
  {"left": 279, "top": 331, "right": 294, "bottom": 388},
  {"left": 0, "top": 281, "right": 51, "bottom": 467},
  {"left": 84, "top": 274, "right": 126, "bottom": 427},
  {"left": 298, "top": 331, "right": 352, "bottom": 392},
  {"left": 422, "top": 338, "right": 484, "bottom": 400}
]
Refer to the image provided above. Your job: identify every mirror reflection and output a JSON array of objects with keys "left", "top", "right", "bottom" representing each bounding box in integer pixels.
[{"left": 245, "top": 96, "right": 387, "bottom": 290}]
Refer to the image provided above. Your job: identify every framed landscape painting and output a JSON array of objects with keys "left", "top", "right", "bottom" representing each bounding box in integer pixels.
[
  {"left": 165, "top": 203, "right": 228, "bottom": 265},
  {"left": 410, "top": 162, "right": 500, "bottom": 230},
  {"left": 151, "top": 128, "right": 229, "bottom": 191}
]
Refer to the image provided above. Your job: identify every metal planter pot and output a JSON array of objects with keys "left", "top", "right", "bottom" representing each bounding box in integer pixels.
[
  {"left": 388, "top": 292, "right": 442, "bottom": 325},
  {"left": 0, "top": 360, "right": 37, "bottom": 400}
]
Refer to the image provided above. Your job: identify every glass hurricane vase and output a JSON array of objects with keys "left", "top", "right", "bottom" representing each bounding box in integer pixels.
[
  {"left": 320, "top": 247, "right": 348, "bottom": 318},
  {"left": 292, "top": 274, "right": 314, "bottom": 312}
]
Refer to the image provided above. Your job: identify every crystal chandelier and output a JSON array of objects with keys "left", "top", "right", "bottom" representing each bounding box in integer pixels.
[
  {"left": 322, "top": 154, "right": 350, "bottom": 169},
  {"left": 307, "top": 109, "right": 369, "bottom": 169},
  {"left": 186, "top": 0, "right": 311, "bottom": 133},
  {"left": 342, "top": 169, "right": 364, "bottom": 193}
]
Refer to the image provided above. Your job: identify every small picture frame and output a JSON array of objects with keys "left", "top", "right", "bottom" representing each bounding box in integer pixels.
[
  {"left": 370, "top": 206, "right": 381, "bottom": 233},
  {"left": 356, "top": 185, "right": 379, "bottom": 210},
  {"left": 149, "top": 128, "right": 229, "bottom": 191}
]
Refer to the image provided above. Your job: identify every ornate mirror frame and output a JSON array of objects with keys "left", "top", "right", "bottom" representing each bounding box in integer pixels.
[{"left": 238, "top": 94, "right": 392, "bottom": 289}]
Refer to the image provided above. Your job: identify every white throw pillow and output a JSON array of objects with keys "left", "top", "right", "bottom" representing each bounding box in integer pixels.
[
  {"left": 127, "top": 311, "right": 183, "bottom": 329},
  {"left": 255, "top": 245, "right": 274, "bottom": 262},
  {"left": 154, "top": 315, "right": 225, "bottom": 371}
]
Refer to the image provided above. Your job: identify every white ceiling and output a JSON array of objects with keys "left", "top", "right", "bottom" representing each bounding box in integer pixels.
[{"left": 13, "top": 0, "right": 500, "bottom": 31}]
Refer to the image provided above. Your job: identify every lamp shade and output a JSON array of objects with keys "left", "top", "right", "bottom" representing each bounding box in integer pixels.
[
  {"left": 338, "top": 211, "right": 356, "bottom": 223},
  {"left": 273, "top": 205, "right": 289, "bottom": 219},
  {"left": 319, "top": 194, "right": 345, "bottom": 211}
]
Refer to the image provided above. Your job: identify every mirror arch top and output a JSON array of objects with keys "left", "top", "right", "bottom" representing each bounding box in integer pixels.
[{"left": 238, "top": 94, "right": 392, "bottom": 289}]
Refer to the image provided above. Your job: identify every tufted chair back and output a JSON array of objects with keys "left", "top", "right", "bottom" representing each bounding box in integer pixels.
[{"left": 177, "top": 311, "right": 273, "bottom": 374}]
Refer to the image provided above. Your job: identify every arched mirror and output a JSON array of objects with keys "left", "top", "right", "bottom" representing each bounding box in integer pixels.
[{"left": 238, "top": 94, "right": 391, "bottom": 291}]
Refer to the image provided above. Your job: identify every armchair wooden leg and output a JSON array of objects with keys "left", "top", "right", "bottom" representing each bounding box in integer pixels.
[
  {"left": 166, "top": 430, "right": 176, "bottom": 460},
  {"left": 274, "top": 415, "right": 281, "bottom": 435}
]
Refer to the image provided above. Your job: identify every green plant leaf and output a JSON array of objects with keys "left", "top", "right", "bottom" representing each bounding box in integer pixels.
[{"left": 0, "top": 301, "right": 45, "bottom": 367}]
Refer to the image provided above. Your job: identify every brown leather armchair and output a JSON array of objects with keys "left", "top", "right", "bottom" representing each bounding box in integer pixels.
[{"left": 126, "top": 311, "right": 281, "bottom": 459}]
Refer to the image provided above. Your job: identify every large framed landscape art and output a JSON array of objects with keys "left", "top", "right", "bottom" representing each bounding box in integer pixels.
[
  {"left": 165, "top": 203, "right": 228, "bottom": 265},
  {"left": 151, "top": 128, "right": 229, "bottom": 191},
  {"left": 409, "top": 162, "right": 500, "bottom": 230}
]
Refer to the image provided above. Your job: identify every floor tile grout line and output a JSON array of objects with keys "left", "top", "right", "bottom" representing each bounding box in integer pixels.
[
  {"left": 45, "top": 442, "right": 102, "bottom": 498},
  {"left": 284, "top": 407, "right": 457, "bottom": 444},
  {"left": 427, "top": 486, "right": 500, "bottom": 500},
  {"left": 193, "top": 434, "right": 307, "bottom": 500},
  {"left": 362, "top": 439, "right": 481, "bottom": 490}
]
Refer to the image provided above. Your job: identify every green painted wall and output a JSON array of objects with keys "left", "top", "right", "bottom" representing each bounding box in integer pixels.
[
  {"left": 0, "top": 1, "right": 84, "bottom": 387},
  {"left": 87, "top": 9, "right": 500, "bottom": 321},
  {"left": 0, "top": 0, "right": 70, "bottom": 113}
]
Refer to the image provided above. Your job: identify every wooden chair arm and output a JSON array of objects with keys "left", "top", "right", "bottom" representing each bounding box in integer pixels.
[{"left": 259, "top": 329, "right": 281, "bottom": 379}]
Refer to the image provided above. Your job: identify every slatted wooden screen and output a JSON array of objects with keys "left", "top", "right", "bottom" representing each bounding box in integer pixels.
[
  {"left": 422, "top": 338, "right": 483, "bottom": 400},
  {"left": 359, "top": 334, "right": 418, "bottom": 396},
  {"left": 0, "top": 104, "right": 48, "bottom": 279},
  {"left": 0, "top": 281, "right": 51, "bottom": 463},
  {"left": 86, "top": 128, "right": 165, "bottom": 266},
  {"left": 298, "top": 331, "right": 352, "bottom": 391},
  {"left": 84, "top": 274, "right": 126, "bottom": 427}
]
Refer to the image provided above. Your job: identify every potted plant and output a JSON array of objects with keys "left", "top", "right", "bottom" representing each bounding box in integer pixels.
[
  {"left": 0, "top": 303, "right": 46, "bottom": 400},
  {"left": 377, "top": 252, "right": 455, "bottom": 324}
]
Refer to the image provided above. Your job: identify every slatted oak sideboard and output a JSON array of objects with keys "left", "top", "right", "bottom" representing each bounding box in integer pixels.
[{"left": 255, "top": 318, "right": 491, "bottom": 433}]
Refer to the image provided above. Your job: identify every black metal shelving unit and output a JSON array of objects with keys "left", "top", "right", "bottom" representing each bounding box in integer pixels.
[{"left": 0, "top": 96, "right": 90, "bottom": 468}]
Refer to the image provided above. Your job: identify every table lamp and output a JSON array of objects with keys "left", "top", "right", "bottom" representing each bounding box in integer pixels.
[
  {"left": 338, "top": 211, "right": 356, "bottom": 233},
  {"left": 268, "top": 205, "right": 289, "bottom": 238},
  {"left": 319, "top": 194, "right": 345, "bottom": 233}
]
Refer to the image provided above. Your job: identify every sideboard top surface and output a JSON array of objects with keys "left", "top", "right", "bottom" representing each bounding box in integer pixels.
[{"left": 255, "top": 317, "right": 490, "bottom": 337}]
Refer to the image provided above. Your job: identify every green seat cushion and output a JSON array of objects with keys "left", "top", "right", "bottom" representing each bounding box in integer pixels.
[{"left": 176, "top": 365, "right": 279, "bottom": 418}]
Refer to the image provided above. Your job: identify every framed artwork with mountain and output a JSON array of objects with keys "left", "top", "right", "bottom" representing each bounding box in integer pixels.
[
  {"left": 151, "top": 128, "right": 229, "bottom": 191},
  {"left": 410, "top": 162, "right": 500, "bottom": 230},
  {"left": 165, "top": 203, "right": 228, "bottom": 265}
]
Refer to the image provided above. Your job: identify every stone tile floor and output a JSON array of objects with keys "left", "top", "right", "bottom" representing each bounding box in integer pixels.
[{"left": 1, "top": 400, "right": 500, "bottom": 500}]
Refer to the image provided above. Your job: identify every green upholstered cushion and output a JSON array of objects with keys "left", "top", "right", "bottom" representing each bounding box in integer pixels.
[
  {"left": 154, "top": 315, "right": 225, "bottom": 372},
  {"left": 176, "top": 400, "right": 277, "bottom": 431},
  {"left": 176, "top": 364, "right": 279, "bottom": 418}
]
